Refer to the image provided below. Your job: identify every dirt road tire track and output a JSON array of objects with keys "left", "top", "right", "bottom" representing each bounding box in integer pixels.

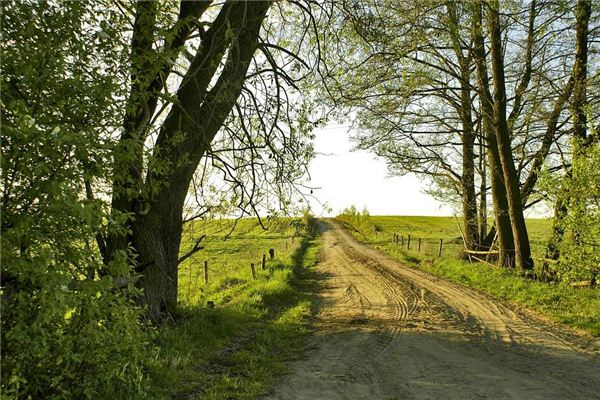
[{"left": 264, "top": 221, "right": 600, "bottom": 400}]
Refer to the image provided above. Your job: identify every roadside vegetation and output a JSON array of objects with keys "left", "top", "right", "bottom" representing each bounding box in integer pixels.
[
  {"left": 2, "top": 2, "right": 322, "bottom": 397},
  {"left": 3, "top": 1, "right": 599, "bottom": 398},
  {"left": 336, "top": 209, "right": 600, "bottom": 336},
  {"left": 149, "top": 216, "right": 320, "bottom": 399}
]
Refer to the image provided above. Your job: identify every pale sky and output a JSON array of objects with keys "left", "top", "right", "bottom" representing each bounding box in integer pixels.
[{"left": 306, "top": 124, "right": 454, "bottom": 217}]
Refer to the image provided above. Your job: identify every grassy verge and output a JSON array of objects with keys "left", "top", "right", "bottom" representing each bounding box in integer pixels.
[
  {"left": 335, "top": 214, "right": 600, "bottom": 337},
  {"left": 148, "top": 218, "right": 320, "bottom": 399}
]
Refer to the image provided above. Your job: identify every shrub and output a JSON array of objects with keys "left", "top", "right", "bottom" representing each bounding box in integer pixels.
[
  {"left": 337, "top": 205, "right": 375, "bottom": 232},
  {"left": 1, "top": 2, "right": 153, "bottom": 397}
]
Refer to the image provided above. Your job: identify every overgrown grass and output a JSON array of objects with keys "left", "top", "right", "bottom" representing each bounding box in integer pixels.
[
  {"left": 336, "top": 214, "right": 600, "bottom": 336},
  {"left": 148, "top": 217, "right": 320, "bottom": 399}
]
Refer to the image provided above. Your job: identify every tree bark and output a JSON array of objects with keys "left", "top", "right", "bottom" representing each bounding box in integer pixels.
[
  {"left": 107, "top": 0, "right": 158, "bottom": 261},
  {"left": 109, "top": 1, "right": 272, "bottom": 321},
  {"left": 107, "top": 1, "right": 213, "bottom": 259},
  {"left": 140, "top": 1, "right": 270, "bottom": 320},
  {"left": 487, "top": 1, "right": 534, "bottom": 274},
  {"left": 472, "top": 2, "right": 515, "bottom": 267},
  {"left": 447, "top": 2, "right": 479, "bottom": 250},
  {"left": 571, "top": 0, "right": 591, "bottom": 150},
  {"left": 478, "top": 124, "right": 487, "bottom": 244}
]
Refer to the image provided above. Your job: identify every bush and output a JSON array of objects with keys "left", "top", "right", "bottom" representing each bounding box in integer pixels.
[
  {"left": 1, "top": 3, "right": 153, "bottom": 397},
  {"left": 1, "top": 182, "right": 153, "bottom": 399},
  {"left": 337, "top": 205, "right": 375, "bottom": 231},
  {"left": 554, "top": 144, "right": 600, "bottom": 283}
]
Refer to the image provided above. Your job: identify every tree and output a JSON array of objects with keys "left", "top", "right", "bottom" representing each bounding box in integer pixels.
[
  {"left": 318, "top": 1, "right": 487, "bottom": 251},
  {"left": 106, "top": 1, "right": 272, "bottom": 320},
  {"left": 471, "top": 1, "right": 515, "bottom": 267},
  {"left": 101, "top": 1, "right": 322, "bottom": 320},
  {"left": 485, "top": 0, "right": 534, "bottom": 273},
  {"left": 317, "top": 0, "right": 596, "bottom": 274}
]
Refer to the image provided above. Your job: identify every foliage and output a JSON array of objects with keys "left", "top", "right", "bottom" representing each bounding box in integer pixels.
[
  {"left": 149, "top": 217, "right": 320, "bottom": 399},
  {"left": 1, "top": 2, "right": 152, "bottom": 398},
  {"left": 316, "top": 0, "right": 599, "bottom": 204},
  {"left": 318, "top": 0, "right": 599, "bottom": 270},
  {"left": 337, "top": 205, "right": 376, "bottom": 232},
  {"left": 1, "top": 0, "right": 325, "bottom": 394},
  {"left": 541, "top": 142, "right": 600, "bottom": 282}
]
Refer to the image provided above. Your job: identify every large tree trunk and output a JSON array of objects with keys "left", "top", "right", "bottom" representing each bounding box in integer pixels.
[
  {"left": 478, "top": 128, "right": 488, "bottom": 245},
  {"left": 132, "top": 214, "right": 179, "bottom": 316},
  {"left": 485, "top": 120, "right": 515, "bottom": 267},
  {"left": 140, "top": 1, "right": 270, "bottom": 320},
  {"left": 108, "top": 1, "right": 271, "bottom": 321},
  {"left": 106, "top": 1, "right": 158, "bottom": 262},
  {"left": 471, "top": 2, "right": 515, "bottom": 267},
  {"left": 447, "top": 2, "right": 479, "bottom": 250},
  {"left": 107, "top": 0, "right": 212, "bottom": 262},
  {"left": 487, "top": 2, "right": 533, "bottom": 274}
]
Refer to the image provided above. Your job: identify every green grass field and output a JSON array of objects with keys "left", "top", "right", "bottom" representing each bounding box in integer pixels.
[
  {"left": 336, "top": 215, "right": 552, "bottom": 260},
  {"left": 149, "top": 217, "right": 320, "bottom": 399},
  {"left": 336, "top": 214, "right": 600, "bottom": 336}
]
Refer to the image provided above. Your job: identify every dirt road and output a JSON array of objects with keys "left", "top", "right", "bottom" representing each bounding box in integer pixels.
[{"left": 265, "top": 221, "right": 600, "bottom": 400}]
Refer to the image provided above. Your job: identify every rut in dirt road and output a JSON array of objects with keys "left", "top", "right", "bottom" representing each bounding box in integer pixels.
[{"left": 264, "top": 220, "right": 600, "bottom": 400}]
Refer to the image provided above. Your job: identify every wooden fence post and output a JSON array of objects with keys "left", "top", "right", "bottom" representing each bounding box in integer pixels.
[
  {"left": 195, "top": 262, "right": 200, "bottom": 292},
  {"left": 418, "top": 238, "right": 421, "bottom": 252},
  {"left": 262, "top": 254, "right": 266, "bottom": 270},
  {"left": 188, "top": 264, "right": 192, "bottom": 300},
  {"left": 407, "top": 234, "right": 411, "bottom": 250},
  {"left": 401, "top": 236, "right": 404, "bottom": 246},
  {"left": 204, "top": 260, "right": 208, "bottom": 284},
  {"left": 438, "top": 239, "right": 443, "bottom": 258},
  {"left": 269, "top": 248, "right": 275, "bottom": 259},
  {"left": 250, "top": 263, "right": 257, "bottom": 279}
]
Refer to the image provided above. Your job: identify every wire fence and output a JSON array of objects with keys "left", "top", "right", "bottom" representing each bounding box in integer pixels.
[
  {"left": 178, "top": 235, "right": 300, "bottom": 305},
  {"left": 384, "top": 232, "right": 562, "bottom": 270},
  {"left": 379, "top": 233, "right": 464, "bottom": 260}
]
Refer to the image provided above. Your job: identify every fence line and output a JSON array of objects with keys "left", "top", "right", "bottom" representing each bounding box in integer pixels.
[
  {"left": 179, "top": 239, "right": 294, "bottom": 305},
  {"left": 392, "top": 234, "right": 446, "bottom": 258},
  {"left": 389, "top": 233, "right": 565, "bottom": 271}
]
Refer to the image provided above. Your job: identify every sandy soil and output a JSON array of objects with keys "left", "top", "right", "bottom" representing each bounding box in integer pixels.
[{"left": 264, "top": 220, "right": 600, "bottom": 400}]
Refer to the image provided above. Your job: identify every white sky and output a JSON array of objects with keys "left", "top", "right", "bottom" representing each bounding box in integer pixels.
[{"left": 306, "top": 124, "right": 454, "bottom": 217}]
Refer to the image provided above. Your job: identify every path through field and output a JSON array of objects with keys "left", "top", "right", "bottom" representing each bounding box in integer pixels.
[{"left": 265, "top": 220, "right": 600, "bottom": 400}]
